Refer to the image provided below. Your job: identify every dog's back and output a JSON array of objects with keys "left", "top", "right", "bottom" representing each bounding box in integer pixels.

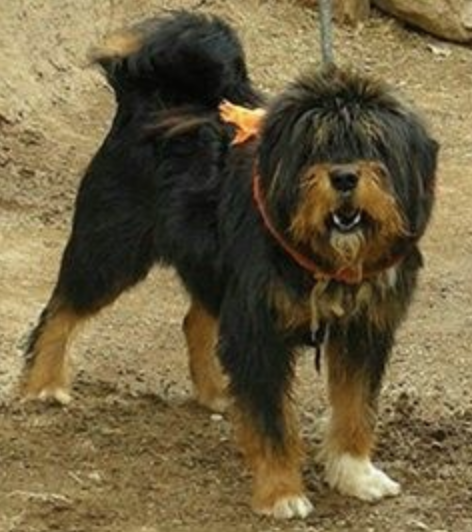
[{"left": 91, "top": 11, "right": 261, "bottom": 110}]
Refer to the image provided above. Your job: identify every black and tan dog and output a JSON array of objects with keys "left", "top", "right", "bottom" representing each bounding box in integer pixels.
[{"left": 21, "top": 11, "right": 438, "bottom": 519}]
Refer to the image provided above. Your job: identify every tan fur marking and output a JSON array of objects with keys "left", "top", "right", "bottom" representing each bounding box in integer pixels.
[
  {"left": 356, "top": 164, "right": 407, "bottom": 243},
  {"left": 233, "top": 398, "right": 305, "bottom": 512},
  {"left": 90, "top": 31, "right": 142, "bottom": 63},
  {"left": 183, "top": 300, "right": 227, "bottom": 411},
  {"left": 290, "top": 164, "right": 335, "bottom": 245},
  {"left": 270, "top": 285, "right": 311, "bottom": 331},
  {"left": 252, "top": 455, "right": 305, "bottom": 514},
  {"left": 21, "top": 305, "right": 81, "bottom": 398},
  {"left": 157, "top": 115, "right": 215, "bottom": 139},
  {"left": 325, "top": 341, "right": 375, "bottom": 457}
]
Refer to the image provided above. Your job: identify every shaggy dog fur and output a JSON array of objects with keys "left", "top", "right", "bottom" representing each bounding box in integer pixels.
[{"left": 21, "top": 11, "right": 438, "bottom": 519}]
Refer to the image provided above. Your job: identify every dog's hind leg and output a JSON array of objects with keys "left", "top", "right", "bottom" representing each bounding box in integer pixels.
[
  {"left": 20, "top": 206, "right": 155, "bottom": 403},
  {"left": 318, "top": 320, "right": 401, "bottom": 501},
  {"left": 20, "top": 294, "right": 82, "bottom": 404},
  {"left": 183, "top": 299, "right": 228, "bottom": 412}
]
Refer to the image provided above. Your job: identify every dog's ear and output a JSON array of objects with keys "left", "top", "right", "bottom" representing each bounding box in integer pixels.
[
  {"left": 405, "top": 127, "right": 439, "bottom": 238},
  {"left": 256, "top": 95, "right": 314, "bottom": 229},
  {"left": 418, "top": 137, "right": 439, "bottom": 189},
  {"left": 258, "top": 100, "right": 302, "bottom": 186},
  {"left": 373, "top": 103, "right": 439, "bottom": 239},
  {"left": 418, "top": 135, "right": 439, "bottom": 226}
]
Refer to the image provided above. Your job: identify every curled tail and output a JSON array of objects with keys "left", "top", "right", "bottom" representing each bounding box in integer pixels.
[{"left": 90, "top": 10, "right": 262, "bottom": 108}]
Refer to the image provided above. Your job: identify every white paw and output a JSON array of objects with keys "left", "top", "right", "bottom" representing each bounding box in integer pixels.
[
  {"left": 23, "top": 387, "right": 72, "bottom": 405},
  {"left": 324, "top": 453, "right": 400, "bottom": 501},
  {"left": 258, "top": 495, "right": 314, "bottom": 519}
]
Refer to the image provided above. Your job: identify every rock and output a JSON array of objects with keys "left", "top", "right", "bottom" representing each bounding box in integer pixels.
[
  {"left": 373, "top": 0, "right": 472, "bottom": 43},
  {"left": 334, "top": 0, "right": 370, "bottom": 26}
]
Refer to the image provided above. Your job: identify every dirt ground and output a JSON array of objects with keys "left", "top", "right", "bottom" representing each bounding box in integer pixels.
[{"left": 1, "top": 1, "right": 471, "bottom": 531}]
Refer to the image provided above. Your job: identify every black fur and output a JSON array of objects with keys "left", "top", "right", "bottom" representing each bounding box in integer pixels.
[
  {"left": 24, "top": 11, "right": 438, "bottom": 513},
  {"left": 95, "top": 11, "right": 260, "bottom": 107}
]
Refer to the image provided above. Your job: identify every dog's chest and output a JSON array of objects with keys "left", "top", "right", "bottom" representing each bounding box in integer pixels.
[
  {"left": 274, "top": 267, "right": 398, "bottom": 334},
  {"left": 312, "top": 267, "right": 398, "bottom": 329}
]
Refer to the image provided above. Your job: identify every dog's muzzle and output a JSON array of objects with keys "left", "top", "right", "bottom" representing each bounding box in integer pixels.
[{"left": 329, "top": 166, "right": 363, "bottom": 233}]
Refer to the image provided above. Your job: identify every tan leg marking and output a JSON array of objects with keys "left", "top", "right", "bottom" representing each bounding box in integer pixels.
[
  {"left": 324, "top": 342, "right": 374, "bottom": 457},
  {"left": 235, "top": 399, "right": 313, "bottom": 519},
  {"left": 21, "top": 302, "right": 82, "bottom": 404},
  {"left": 183, "top": 300, "right": 228, "bottom": 412},
  {"left": 319, "top": 340, "right": 400, "bottom": 500}
]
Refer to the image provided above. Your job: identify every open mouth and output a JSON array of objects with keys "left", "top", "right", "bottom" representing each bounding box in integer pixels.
[{"left": 330, "top": 209, "right": 363, "bottom": 233}]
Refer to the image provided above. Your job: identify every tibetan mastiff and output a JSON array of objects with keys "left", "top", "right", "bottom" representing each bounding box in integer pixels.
[{"left": 21, "top": 11, "right": 438, "bottom": 519}]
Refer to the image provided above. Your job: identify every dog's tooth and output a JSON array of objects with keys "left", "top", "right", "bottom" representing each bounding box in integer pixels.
[{"left": 332, "top": 211, "right": 362, "bottom": 231}]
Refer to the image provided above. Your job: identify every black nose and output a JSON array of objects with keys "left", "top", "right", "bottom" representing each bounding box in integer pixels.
[{"left": 329, "top": 168, "right": 359, "bottom": 193}]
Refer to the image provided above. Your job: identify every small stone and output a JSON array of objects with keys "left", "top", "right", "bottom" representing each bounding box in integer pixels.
[
  {"left": 88, "top": 471, "right": 102, "bottom": 482},
  {"left": 410, "top": 520, "right": 429, "bottom": 530}
]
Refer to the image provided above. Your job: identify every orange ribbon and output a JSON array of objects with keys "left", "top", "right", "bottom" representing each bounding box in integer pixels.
[{"left": 219, "top": 101, "right": 266, "bottom": 144}]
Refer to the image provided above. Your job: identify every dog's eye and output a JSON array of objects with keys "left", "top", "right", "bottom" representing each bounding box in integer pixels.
[
  {"left": 372, "top": 162, "right": 390, "bottom": 181},
  {"left": 380, "top": 163, "right": 389, "bottom": 176}
]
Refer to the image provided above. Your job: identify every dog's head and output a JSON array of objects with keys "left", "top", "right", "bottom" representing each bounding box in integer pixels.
[{"left": 257, "top": 67, "right": 438, "bottom": 280}]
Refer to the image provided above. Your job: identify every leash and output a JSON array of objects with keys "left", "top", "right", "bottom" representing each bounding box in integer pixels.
[{"left": 319, "top": 0, "right": 335, "bottom": 66}]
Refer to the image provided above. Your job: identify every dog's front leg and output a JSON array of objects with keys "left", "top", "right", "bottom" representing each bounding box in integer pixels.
[
  {"left": 219, "top": 297, "right": 313, "bottom": 519},
  {"left": 233, "top": 395, "right": 312, "bottom": 519},
  {"left": 319, "top": 318, "right": 400, "bottom": 501}
]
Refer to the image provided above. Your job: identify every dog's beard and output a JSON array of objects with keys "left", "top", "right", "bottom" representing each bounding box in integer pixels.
[{"left": 330, "top": 230, "right": 365, "bottom": 264}]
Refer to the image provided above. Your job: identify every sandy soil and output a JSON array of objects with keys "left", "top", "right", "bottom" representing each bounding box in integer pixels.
[{"left": 1, "top": 1, "right": 471, "bottom": 531}]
